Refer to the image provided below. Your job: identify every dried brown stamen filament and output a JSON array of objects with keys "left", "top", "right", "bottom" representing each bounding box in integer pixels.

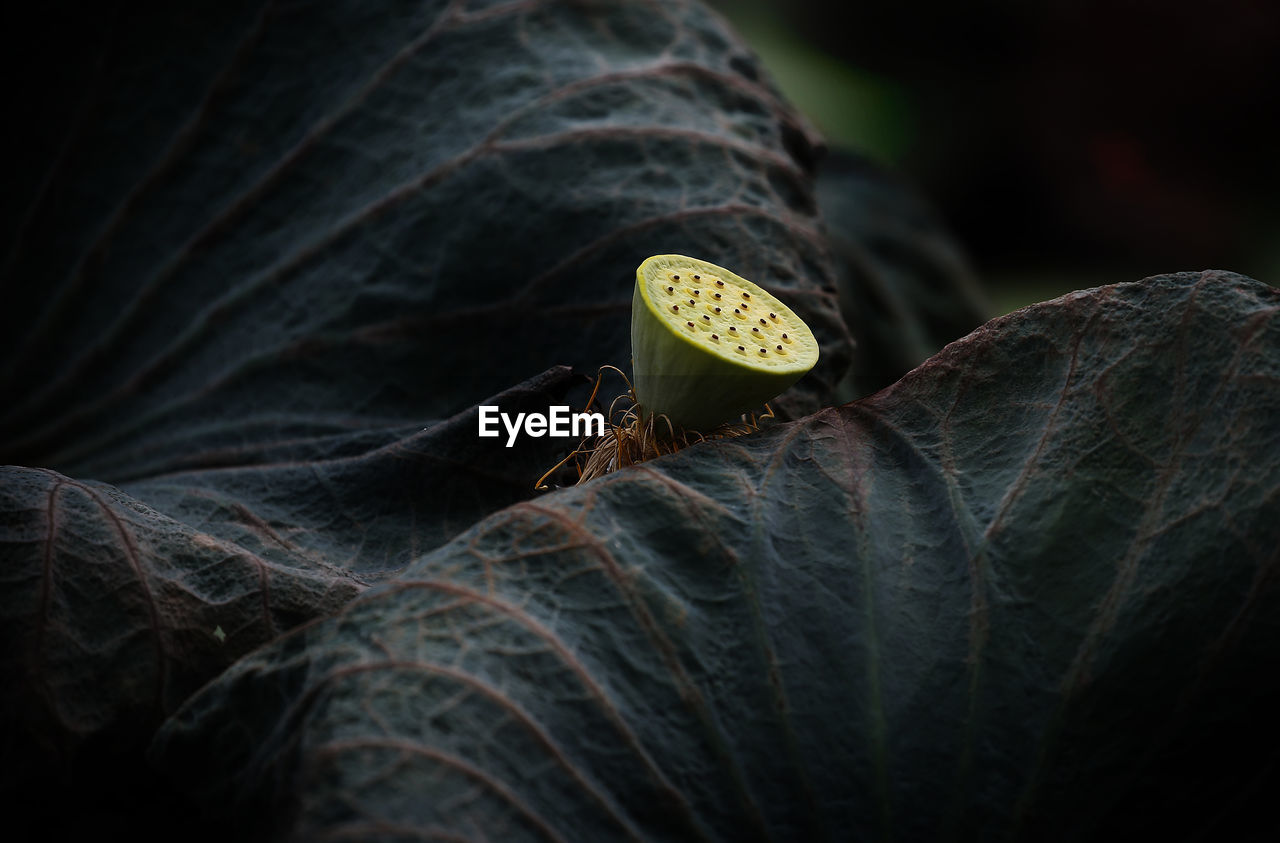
[{"left": 536, "top": 366, "right": 776, "bottom": 489}]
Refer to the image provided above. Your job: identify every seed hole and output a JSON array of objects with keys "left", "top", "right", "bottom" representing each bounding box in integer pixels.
[
  {"left": 666, "top": 286, "right": 673, "bottom": 293},
  {"left": 737, "top": 345, "right": 745, "bottom": 352},
  {"left": 673, "top": 274, "right": 680, "bottom": 280},
  {"left": 716, "top": 280, "right": 724, "bottom": 287},
  {"left": 712, "top": 333, "right": 719, "bottom": 340},
  {"left": 743, "top": 292, "right": 751, "bottom": 299},
  {"left": 686, "top": 321, "right": 694, "bottom": 328},
  {"left": 759, "top": 318, "right": 767, "bottom": 325},
  {"left": 703, "top": 315, "right": 710, "bottom": 321},
  {"left": 672, "top": 305, "right": 679, "bottom": 312},
  {"left": 694, "top": 274, "right": 700, "bottom": 280},
  {"left": 769, "top": 312, "right": 776, "bottom": 320},
  {"left": 713, "top": 293, "right": 721, "bottom": 299},
  {"left": 759, "top": 348, "right": 766, "bottom": 354}
]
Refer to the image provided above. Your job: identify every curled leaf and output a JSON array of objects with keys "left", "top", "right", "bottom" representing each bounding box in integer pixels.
[{"left": 153, "top": 272, "right": 1280, "bottom": 840}]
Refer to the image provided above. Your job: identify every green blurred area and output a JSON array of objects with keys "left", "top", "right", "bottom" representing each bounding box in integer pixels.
[
  {"left": 705, "top": 0, "right": 1278, "bottom": 315},
  {"left": 705, "top": 0, "right": 1076, "bottom": 312},
  {"left": 710, "top": 1, "right": 914, "bottom": 169}
]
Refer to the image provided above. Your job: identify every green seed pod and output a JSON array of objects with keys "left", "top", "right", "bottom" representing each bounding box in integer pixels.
[{"left": 631, "top": 254, "right": 819, "bottom": 430}]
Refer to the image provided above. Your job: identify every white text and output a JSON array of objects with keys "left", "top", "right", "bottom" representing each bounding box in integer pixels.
[{"left": 478, "top": 405, "right": 605, "bottom": 447}]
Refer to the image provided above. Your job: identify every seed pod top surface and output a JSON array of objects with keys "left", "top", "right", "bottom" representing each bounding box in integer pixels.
[{"left": 630, "top": 254, "right": 819, "bottom": 430}]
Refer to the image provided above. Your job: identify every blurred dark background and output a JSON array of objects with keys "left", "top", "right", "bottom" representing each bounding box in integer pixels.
[{"left": 707, "top": 0, "right": 1280, "bottom": 312}]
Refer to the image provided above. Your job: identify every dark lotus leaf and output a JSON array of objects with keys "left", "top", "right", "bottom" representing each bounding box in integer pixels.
[
  {"left": 817, "top": 149, "right": 991, "bottom": 400},
  {"left": 0, "top": 367, "right": 582, "bottom": 792},
  {"left": 0, "top": 0, "right": 851, "bottom": 484},
  {"left": 0, "top": 0, "right": 854, "bottom": 814},
  {"left": 119, "top": 366, "right": 584, "bottom": 579},
  {"left": 0, "top": 466, "right": 359, "bottom": 786},
  {"left": 153, "top": 271, "right": 1280, "bottom": 840}
]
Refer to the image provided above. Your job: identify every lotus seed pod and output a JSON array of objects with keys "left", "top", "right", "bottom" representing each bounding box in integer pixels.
[{"left": 631, "top": 254, "right": 819, "bottom": 430}]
